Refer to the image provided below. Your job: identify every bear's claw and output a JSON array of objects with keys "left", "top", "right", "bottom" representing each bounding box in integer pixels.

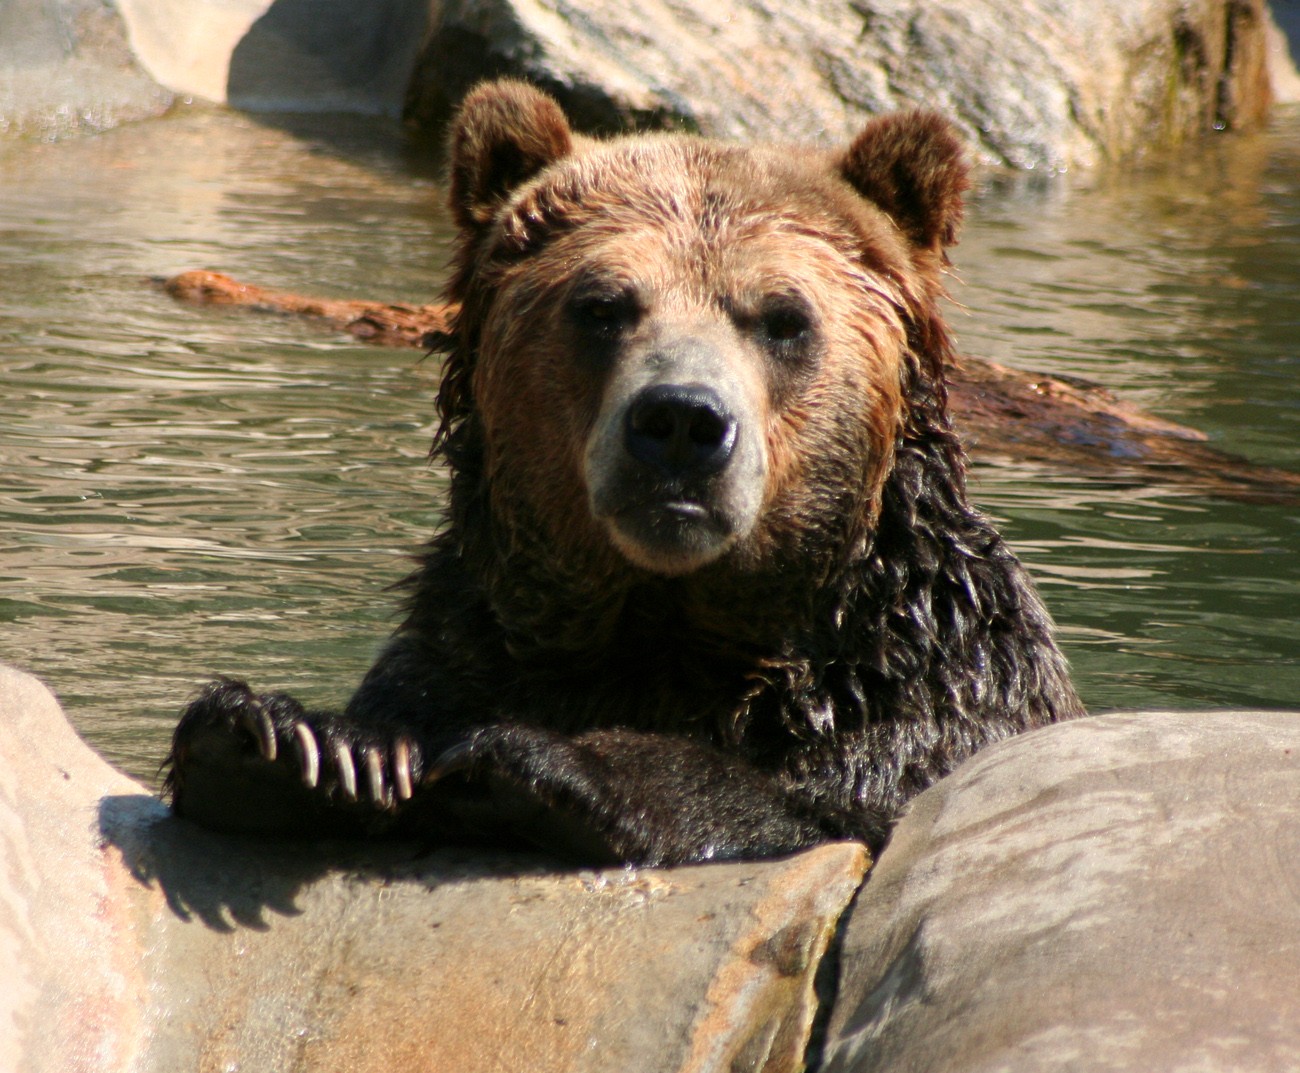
[
  {"left": 244, "top": 706, "right": 278, "bottom": 762},
  {"left": 393, "top": 738, "right": 414, "bottom": 801},
  {"left": 425, "top": 740, "right": 475, "bottom": 784},
  {"left": 268, "top": 715, "right": 420, "bottom": 809},
  {"left": 332, "top": 739, "right": 358, "bottom": 800},
  {"left": 169, "top": 680, "right": 428, "bottom": 815},
  {"left": 292, "top": 721, "right": 320, "bottom": 788},
  {"left": 363, "top": 746, "right": 388, "bottom": 806}
]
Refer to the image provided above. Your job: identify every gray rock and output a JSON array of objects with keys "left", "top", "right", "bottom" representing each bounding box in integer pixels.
[
  {"left": 7, "top": 0, "right": 1293, "bottom": 157},
  {"left": 0, "top": 663, "right": 867, "bottom": 1073},
  {"left": 821, "top": 709, "right": 1300, "bottom": 1072},
  {"left": 404, "top": 0, "right": 1283, "bottom": 169},
  {"left": 0, "top": 0, "right": 173, "bottom": 140},
  {"left": 115, "top": 0, "right": 432, "bottom": 116},
  {"left": 1270, "top": 0, "right": 1300, "bottom": 100},
  {"left": 111, "top": 0, "right": 275, "bottom": 106}
]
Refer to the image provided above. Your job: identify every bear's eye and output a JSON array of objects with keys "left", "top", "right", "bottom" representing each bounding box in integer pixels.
[
  {"left": 756, "top": 296, "right": 815, "bottom": 352},
  {"left": 570, "top": 289, "right": 639, "bottom": 337}
]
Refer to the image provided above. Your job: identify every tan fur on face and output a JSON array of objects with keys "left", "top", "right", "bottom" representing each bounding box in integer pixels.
[{"left": 464, "top": 135, "right": 916, "bottom": 579}]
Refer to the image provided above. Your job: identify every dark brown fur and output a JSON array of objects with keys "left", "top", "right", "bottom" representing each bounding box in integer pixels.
[{"left": 165, "top": 81, "right": 1084, "bottom": 865}]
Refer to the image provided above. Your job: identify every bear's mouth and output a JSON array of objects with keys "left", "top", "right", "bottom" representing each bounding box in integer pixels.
[
  {"left": 603, "top": 493, "right": 739, "bottom": 575},
  {"left": 658, "top": 500, "right": 710, "bottom": 522}
]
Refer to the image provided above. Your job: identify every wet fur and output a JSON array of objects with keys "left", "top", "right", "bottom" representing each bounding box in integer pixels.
[{"left": 165, "top": 81, "right": 1084, "bottom": 866}]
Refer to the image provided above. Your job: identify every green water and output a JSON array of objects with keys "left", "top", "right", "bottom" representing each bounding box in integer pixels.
[{"left": 2, "top": 105, "right": 1298, "bottom": 784}]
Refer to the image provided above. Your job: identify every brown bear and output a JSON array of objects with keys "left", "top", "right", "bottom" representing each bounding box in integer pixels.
[{"left": 165, "top": 80, "right": 1084, "bottom": 865}]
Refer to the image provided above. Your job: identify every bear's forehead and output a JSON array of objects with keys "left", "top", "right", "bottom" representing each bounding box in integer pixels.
[
  {"left": 550, "top": 136, "right": 860, "bottom": 228},
  {"left": 494, "top": 136, "right": 910, "bottom": 295}
]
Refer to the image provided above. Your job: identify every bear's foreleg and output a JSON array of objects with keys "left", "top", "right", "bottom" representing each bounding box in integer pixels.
[
  {"left": 418, "top": 724, "right": 878, "bottom": 866},
  {"left": 166, "top": 682, "right": 880, "bottom": 864}
]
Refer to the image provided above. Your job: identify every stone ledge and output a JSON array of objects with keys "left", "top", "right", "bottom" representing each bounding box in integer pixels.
[
  {"left": 0, "top": 663, "right": 867, "bottom": 1073},
  {"left": 5, "top": 662, "right": 1299, "bottom": 1071}
]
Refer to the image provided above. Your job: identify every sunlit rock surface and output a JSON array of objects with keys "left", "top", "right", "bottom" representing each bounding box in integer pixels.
[
  {"left": 4, "top": 664, "right": 1300, "bottom": 1070},
  {"left": 116, "top": 0, "right": 431, "bottom": 115},
  {"left": 5, "top": 0, "right": 1296, "bottom": 166},
  {"left": 0, "top": 664, "right": 866, "bottom": 1073},
  {"left": 822, "top": 709, "right": 1300, "bottom": 1072},
  {"left": 404, "top": 0, "right": 1289, "bottom": 169}
]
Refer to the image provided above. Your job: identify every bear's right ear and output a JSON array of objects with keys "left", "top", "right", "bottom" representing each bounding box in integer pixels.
[{"left": 448, "top": 80, "right": 575, "bottom": 231}]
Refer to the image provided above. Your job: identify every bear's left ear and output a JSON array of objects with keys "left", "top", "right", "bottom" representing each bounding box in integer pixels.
[
  {"left": 838, "top": 111, "right": 969, "bottom": 253},
  {"left": 448, "top": 79, "right": 575, "bottom": 231}
]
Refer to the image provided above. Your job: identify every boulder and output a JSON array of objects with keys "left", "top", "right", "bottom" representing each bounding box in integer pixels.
[
  {"left": 0, "top": 664, "right": 867, "bottom": 1073},
  {"left": 404, "top": 0, "right": 1285, "bottom": 169},
  {"left": 0, "top": 0, "right": 173, "bottom": 140},
  {"left": 821, "top": 709, "right": 1300, "bottom": 1072},
  {"left": 114, "top": 0, "right": 432, "bottom": 115},
  {"left": 111, "top": 0, "right": 274, "bottom": 106},
  {"left": 6, "top": 661, "right": 1300, "bottom": 1071},
  {"left": 1270, "top": 0, "right": 1300, "bottom": 100},
  {"left": 7, "top": 0, "right": 1295, "bottom": 158}
]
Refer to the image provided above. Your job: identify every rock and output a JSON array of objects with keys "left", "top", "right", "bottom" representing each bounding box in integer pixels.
[
  {"left": 404, "top": 0, "right": 1283, "bottom": 170},
  {"left": 1269, "top": 0, "right": 1300, "bottom": 101},
  {"left": 0, "top": 663, "right": 867, "bottom": 1073},
  {"left": 7, "top": 0, "right": 1293, "bottom": 157},
  {"left": 0, "top": 0, "right": 173, "bottom": 140},
  {"left": 111, "top": 0, "right": 274, "bottom": 106},
  {"left": 115, "top": 0, "right": 432, "bottom": 115},
  {"left": 820, "top": 709, "right": 1300, "bottom": 1072},
  {"left": 0, "top": 661, "right": 151, "bottom": 1071},
  {"left": 7, "top": 670, "right": 1300, "bottom": 1070}
]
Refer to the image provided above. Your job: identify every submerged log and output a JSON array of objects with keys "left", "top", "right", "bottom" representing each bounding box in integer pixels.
[
  {"left": 159, "top": 269, "right": 1300, "bottom": 504},
  {"left": 161, "top": 270, "right": 454, "bottom": 349}
]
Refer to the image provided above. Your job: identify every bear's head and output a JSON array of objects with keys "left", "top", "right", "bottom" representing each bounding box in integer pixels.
[{"left": 437, "top": 80, "right": 968, "bottom": 620}]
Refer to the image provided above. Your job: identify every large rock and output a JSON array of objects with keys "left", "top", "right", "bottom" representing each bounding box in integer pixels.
[
  {"left": 7, "top": 0, "right": 1295, "bottom": 157},
  {"left": 5, "top": 661, "right": 1300, "bottom": 1071},
  {"left": 404, "top": 0, "right": 1285, "bottom": 169},
  {"left": 821, "top": 709, "right": 1300, "bottom": 1072},
  {"left": 0, "top": 664, "right": 867, "bottom": 1073},
  {"left": 115, "top": 0, "right": 432, "bottom": 115},
  {"left": 0, "top": 0, "right": 173, "bottom": 140},
  {"left": 1271, "top": 0, "right": 1300, "bottom": 99}
]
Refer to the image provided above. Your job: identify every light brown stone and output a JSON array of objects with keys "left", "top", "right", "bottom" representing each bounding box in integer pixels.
[{"left": 0, "top": 664, "right": 868, "bottom": 1073}]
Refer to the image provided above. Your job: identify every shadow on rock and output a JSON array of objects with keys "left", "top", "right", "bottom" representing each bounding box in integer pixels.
[
  {"left": 226, "top": 0, "right": 429, "bottom": 117},
  {"left": 99, "top": 793, "right": 334, "bottom": 931},
  {"left": 98, "top": 790, "right": 560, "bottom": 932}
]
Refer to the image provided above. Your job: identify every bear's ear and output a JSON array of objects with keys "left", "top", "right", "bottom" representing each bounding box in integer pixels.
[
  {"left": 838, "top": 111, "right": 969, "bottom": 253},
  {"left": 448, "top": 80, "right": 575, "bottom": 231}
]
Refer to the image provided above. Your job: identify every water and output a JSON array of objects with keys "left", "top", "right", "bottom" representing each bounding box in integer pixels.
[{"left": 2, "top": 104, "right": 1298, "bottom": 785}]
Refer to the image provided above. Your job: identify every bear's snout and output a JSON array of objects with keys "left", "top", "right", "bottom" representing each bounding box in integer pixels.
[
  {"left": 623, "top": 383, "right": 738, "bottom": 479},
  {"left": 584, "top": 332, "right": 768, "bottom": 576}
]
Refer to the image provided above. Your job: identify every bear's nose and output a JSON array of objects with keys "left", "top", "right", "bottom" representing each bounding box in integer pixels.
[{"left": 624, "top": 384, "right": 738, "bottom": 477}]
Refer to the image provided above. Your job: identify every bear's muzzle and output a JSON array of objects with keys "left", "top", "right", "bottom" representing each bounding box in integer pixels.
[{"left": 584, "top": 331, "right": 768, "bottom": 576}]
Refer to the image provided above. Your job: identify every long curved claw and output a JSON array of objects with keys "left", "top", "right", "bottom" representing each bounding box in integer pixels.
[
  {"left": 241, "top": 706, "right": 278, "bottom": 761},
  {"left": 292, "top": 722, "right": 320, "bottom": 788},
  {"left": 393, "top": 738, "right": 414, "bottom": 801},
  {"left": 363, "top": 746, "right": 388, "bottom": 806},
  {"left": 424, "top": 740, "right": 475, "bottom": 785},
  {"left": 333, "top": 740, "right": 358, "bottom": 801}
]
